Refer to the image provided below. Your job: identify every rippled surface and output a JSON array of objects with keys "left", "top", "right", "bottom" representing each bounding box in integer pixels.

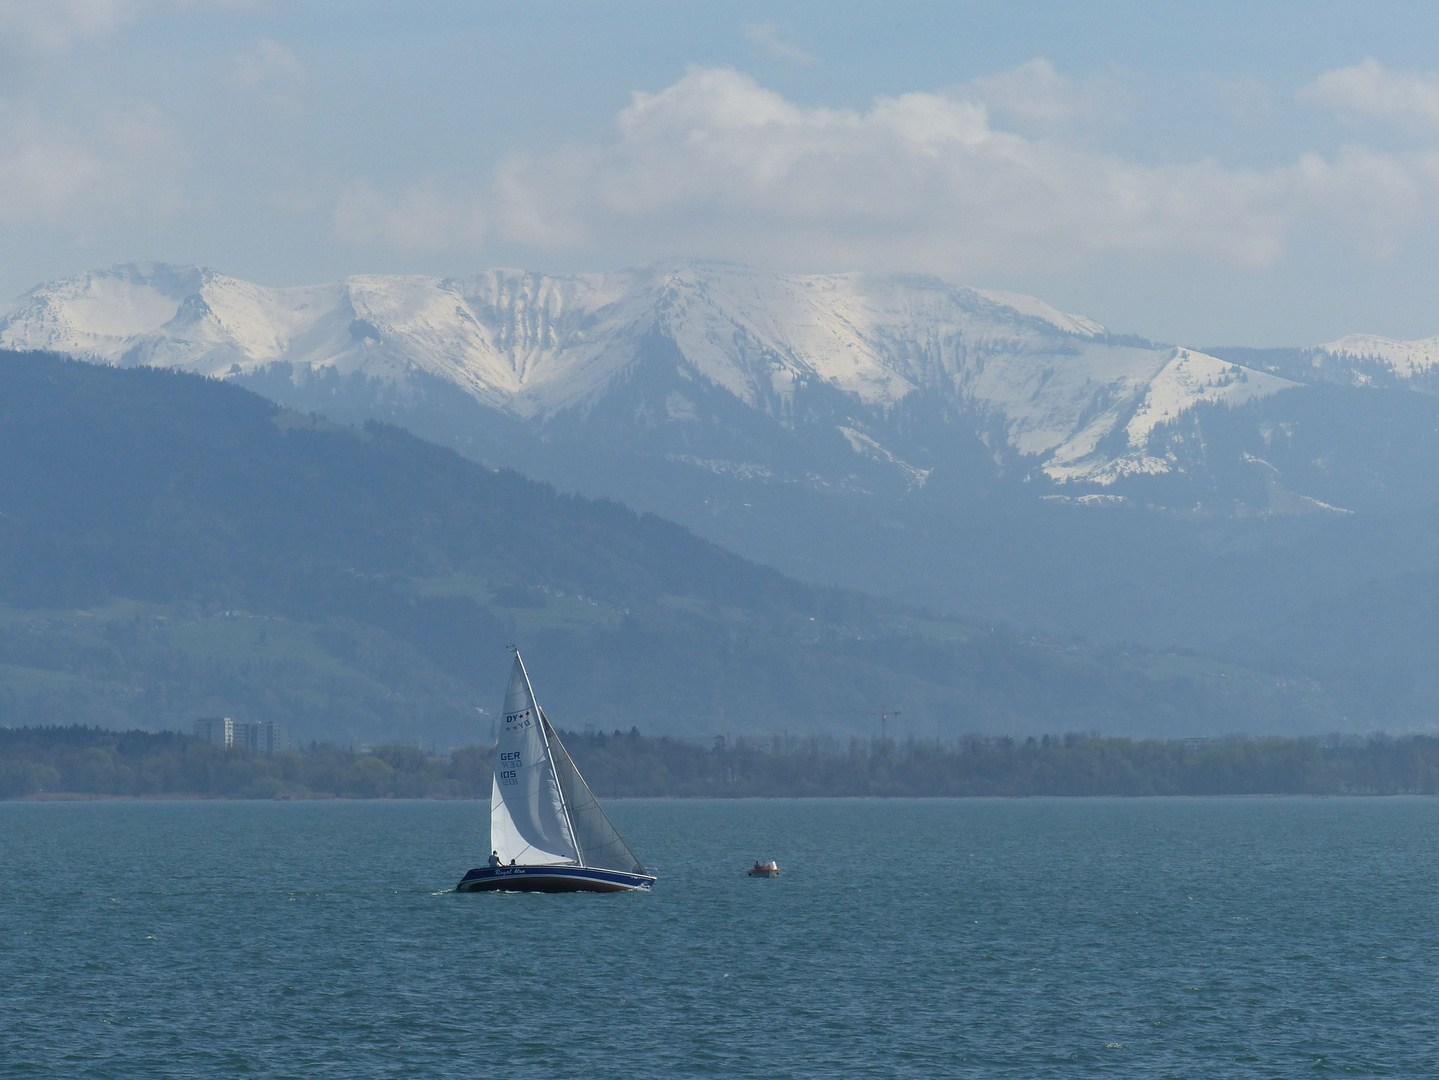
[{"left": 3, "top": 798, "right": 1438, "bottom": 1078}]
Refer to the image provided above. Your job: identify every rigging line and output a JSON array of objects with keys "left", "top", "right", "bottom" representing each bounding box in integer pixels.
[
  {"left": 539, "top": 708, "right": 584, "bottom": 863},
  {"left": 544, "top": 713, "right": 643, "bottom": 873},
  {"left": 519, "top": 658, "right": 581, "bottom": 865}
]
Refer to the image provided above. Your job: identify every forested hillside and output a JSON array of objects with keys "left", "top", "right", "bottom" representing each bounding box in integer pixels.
[
  {"left": 5, "top": 726, "right": 1439, "bottom": 800},
  {"left": 0, "top": 351, "right": 1344, "bottom": 743}
]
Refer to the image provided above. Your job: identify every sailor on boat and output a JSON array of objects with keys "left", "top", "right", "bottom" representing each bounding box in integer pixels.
[{"left": 456, "top": 651, "right": 656, "bottom": 894}]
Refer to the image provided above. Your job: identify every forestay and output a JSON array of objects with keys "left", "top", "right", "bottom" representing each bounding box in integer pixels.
[
  {"left": 489, "top": 655, "right": 578, "bottom": 866},
  {"left": 542, "top": 710, "right": 645, "bottom": 874}
]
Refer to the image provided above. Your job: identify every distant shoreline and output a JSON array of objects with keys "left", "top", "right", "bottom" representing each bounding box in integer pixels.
[{"left": 8, "top": 726, "right": 1439, "bottom": 800}]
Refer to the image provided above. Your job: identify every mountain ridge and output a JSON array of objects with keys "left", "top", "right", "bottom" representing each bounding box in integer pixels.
[
  {"left": 0, "top": 260, "right": 1293, "bottom": 490},
  {"left": 12, "top": 263, "right": 1439, "bottom": 670},
  {"left": 0, "top": 348, "right": 1341, "bottom": 742}
]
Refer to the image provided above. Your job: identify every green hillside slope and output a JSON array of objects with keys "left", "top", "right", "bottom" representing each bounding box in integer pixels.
[{"left": 0, "top": 351, "right": 1338, "bottom": 743}]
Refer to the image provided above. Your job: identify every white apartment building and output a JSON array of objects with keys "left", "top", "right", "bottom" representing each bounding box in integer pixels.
[
  {"left": 234, "top": 720, "right": 288, "bottom": 757},
  {"left": 192, "top": 717, "right": 288, "bottom": 756},
  {"left": 192, "top": 716, "right": 233, "bottom": 748}
]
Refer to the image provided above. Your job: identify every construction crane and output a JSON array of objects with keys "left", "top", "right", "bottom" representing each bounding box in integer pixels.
[
  {"left": 826, "top": 707, "right": 903, "bottom": 742},
  {"left": 877, "top": 707, "right": 902, "bottom": 743}
]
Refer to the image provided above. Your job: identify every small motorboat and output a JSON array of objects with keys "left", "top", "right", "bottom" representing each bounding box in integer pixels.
[{"left": 747, "top": 859, "right": 780, "bottom": 877}]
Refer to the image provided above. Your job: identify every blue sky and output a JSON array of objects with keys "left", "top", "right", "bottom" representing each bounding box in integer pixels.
[{"left": 6, "top": 0, "right": 1439, "bottom": 344}]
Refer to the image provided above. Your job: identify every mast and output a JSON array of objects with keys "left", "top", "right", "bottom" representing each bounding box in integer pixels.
[{"left": 514, "top": 650, "right": 583, "bottom": 867}]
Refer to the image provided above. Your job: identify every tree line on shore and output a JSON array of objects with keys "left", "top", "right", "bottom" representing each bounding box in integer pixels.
[{"left": 5, "top": 724, "right": 1439, "bottom": 800}]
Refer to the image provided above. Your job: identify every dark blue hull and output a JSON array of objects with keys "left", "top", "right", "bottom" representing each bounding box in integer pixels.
[{"left": 457, "top": 865, "right": 656, "bottom": 893}]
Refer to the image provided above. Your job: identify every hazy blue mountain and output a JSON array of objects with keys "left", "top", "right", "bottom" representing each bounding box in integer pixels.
[
  {"left": 7, "top": 263, "right": 1439, "bottom": 712},
  {"left": 0, "top": 350, "right": 1349, "bottom": 743}
]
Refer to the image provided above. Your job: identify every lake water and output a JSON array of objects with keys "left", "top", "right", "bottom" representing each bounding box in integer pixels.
[{"left": 2, "top": 798, "right": 1437, "bottom": 1078}]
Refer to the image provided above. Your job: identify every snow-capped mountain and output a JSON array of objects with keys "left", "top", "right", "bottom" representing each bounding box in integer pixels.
[
  {"left": 0, "top": 261, "right": 1293, "bottom": 490},
  {"left": 13, "top": 260, "right": 1439, "bottom": 655},
  {"left": 1315, "top": 332, "right": 1439, "bottom": 390}
]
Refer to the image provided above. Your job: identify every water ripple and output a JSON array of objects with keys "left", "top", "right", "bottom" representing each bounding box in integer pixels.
[{"left": 2, "top": 797, "right": 1438, "bottom": 1078}]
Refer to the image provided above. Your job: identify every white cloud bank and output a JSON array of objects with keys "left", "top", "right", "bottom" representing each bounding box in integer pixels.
[
  {"left": 742, "top": 22, "right": 816, "bottom": 65},
  {"left": 335, "top": 61, "right": 1439, "bottom": 278},
  {"left": 964, "top": 58, "right": 1123, "bottom": 131},
  {"left": 231, "top": 36, "right": 306, "bottom": 113},
  {"left": 0, "top": 99, "right": 179, "bottom": 226},
  {"left": 0, "top": 0, "right": 255, "bottom": 52},
  {"left": 335, "top": 179, "right": 487, "bottom": 251},
  {"left": 0, "top": 1, "right": 251, "bottom": 232},
  {"left": 1298, "top": 56, "right": 1439, "bottom": 132}
]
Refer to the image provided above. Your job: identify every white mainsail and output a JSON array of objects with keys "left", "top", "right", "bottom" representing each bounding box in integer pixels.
[
  {"left": 542, "top": 710, "right": 645, "bottom": 874},
  {"left": 489, "top": 654, "right": 578, "bottom": 866}
]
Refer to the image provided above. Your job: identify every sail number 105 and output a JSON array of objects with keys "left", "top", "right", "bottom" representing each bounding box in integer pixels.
[{"left": 499, "top": 750, "right": 521, "bottom": 786}]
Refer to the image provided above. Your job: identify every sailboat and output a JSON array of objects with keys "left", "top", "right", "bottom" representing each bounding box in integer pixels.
[{"left": 457, "top": 651, "right": 656, "bottom": 894}]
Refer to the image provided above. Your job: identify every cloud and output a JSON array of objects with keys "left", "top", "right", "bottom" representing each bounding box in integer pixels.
[
  {"left": 1210, "top": 73, "right": 1274, "bottom": 125},
  {"left": 336, "top": 63, "right": 1439, "bottom": 276},
  {"left": 0, "top": 1, "right": 222, "bottom": 235},
  {"left": 1299, "top": 57, "right": 1439, "bottom": 132},
  {"left": 965, "top": 58, "right": 1123, "bottom": 130},
  {"left": 232, "top": 37, "right": 306, "bottom": 113},
  {"left": 0, "top": 97, "right": 180, "bottom": 226},
  {"left": 742, "top": 22, "right": 815, "bottom": 65},
  {"left": 0, "top": 0, "right": 257, "bottom": 53},
  {"left": 0, "top": 0, "right": 138, "bottom": 51},
  {"left": 334, "top": 179, "right": 487, "bottom": 251}
]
